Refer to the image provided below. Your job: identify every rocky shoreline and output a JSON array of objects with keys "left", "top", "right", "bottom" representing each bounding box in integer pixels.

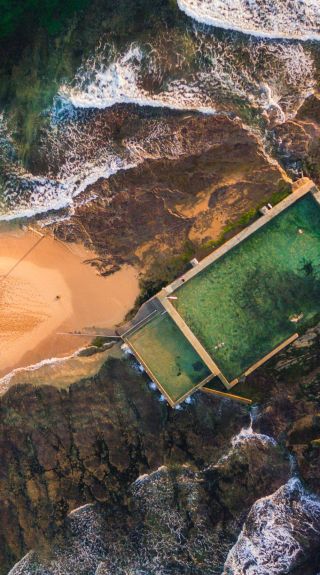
[
  {"left": 1, "top": 100, "right": 320, "bottom": 573},
  {"left": 1, "top": 317, "right": 320, "bottom": 573},
  {"left": 1, "top": 0, "right": 320, "bottom": 572},
  {"left": 52, "top": 108, "right": 290, "bottom": 277}
]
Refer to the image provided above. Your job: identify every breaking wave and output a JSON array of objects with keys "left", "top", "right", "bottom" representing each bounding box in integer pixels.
[
  {"left": 9, "top": 504, "right": 108, "bottom": 575},
  {"left": 224, "top": 477, "right": 320, "bottom": 574},
  {"left": 177, "top": 0, "right": 320, "bottom": 41},
  {"left": 0, "top": 345, "right": 109, "bottom": 397},
  {"left": 61, "top": 38, "right": 315, "bottom": 121},
  {"left": 0, "top": 111, "right": 139, "bottom": 220},
  {"left": 0, "top": 31, "right": 316, "bottom": 221},
  {"left": 214, "top": 407, "right": 278, "bottom": 467},
  {"left": 231, "top": 419, "right": 277, "bottom": 449},
  {"left": 8, "top": 420, "right": 320, "bottom": 575},
  {"left": 60, "top": 43, "right": 216, "bottom": 113}
]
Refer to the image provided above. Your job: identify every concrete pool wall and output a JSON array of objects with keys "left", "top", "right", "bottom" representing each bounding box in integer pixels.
[
  {"left": 124, "top": 178, "right": 320, "bottom": 405},
  {"left": 160, "top": 179, "right": 316, "bottom": 295}
]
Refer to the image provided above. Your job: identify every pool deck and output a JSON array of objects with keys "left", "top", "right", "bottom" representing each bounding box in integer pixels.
[
  {"left": 202, "top": 386, "right": 253, "bottom": 405},
  {"left": 122, "top": 178, "right": 319, "bottom": 405},
  {"left": 156, "top": 179, "right": 316, "bottom": 391},
  {"left": 160, "top": 179, "right": 316, "bottom": 295}
]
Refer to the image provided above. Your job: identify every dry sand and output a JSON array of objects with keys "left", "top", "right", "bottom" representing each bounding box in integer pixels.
[{"left": 0, "top": 228, "right": 139, "bottom": 378}]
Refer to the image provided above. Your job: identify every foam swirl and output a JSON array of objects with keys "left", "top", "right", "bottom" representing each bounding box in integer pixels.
[{"left": 177, "top": 0, "right": 320, "bottom": 41}]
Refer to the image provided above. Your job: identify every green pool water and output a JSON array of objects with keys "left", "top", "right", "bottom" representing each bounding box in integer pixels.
[
  {"left": 127, "top": 312, "right": 211, "bottom": 403},
  {"left": 173, "top": 193, "right": 320, "bottom": 381}
]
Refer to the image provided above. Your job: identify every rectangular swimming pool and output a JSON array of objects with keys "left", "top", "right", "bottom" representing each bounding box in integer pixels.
[{"left": 173, "top": 193, "right": 320, "bottom": 381}]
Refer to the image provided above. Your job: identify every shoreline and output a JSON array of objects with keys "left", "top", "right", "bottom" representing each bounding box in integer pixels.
[
  {"left": 0, "top": 228, "right": 139, "bottom": 379},
  {"left": 176, "top": 0, "right": 320, "bottom": 42}
]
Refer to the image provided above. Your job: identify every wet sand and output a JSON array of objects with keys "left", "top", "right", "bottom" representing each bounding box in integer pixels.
[{"left": 0, "top": 228, "right": 139, "bottom": 378}]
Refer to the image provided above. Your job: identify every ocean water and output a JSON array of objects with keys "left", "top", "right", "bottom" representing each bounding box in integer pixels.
[
  {"left": 224, "top": 477, "right": 320, "bottom": 574},
  {"left": 8, "top": 419, "right": 320, "bottom": 575},
  {"left": 177, "top": 0, "right": 320, "bottom": 40},
  {"left": 0, "top": 2, "right": 318, "bottom": 220},
  {"left": 2, "top": 5, "right": 320, "bottom": 573}
]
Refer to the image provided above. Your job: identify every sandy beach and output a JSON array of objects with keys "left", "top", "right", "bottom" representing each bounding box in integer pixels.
[{"left": 0, "top": 228, "right": 139, "bottom": 378}]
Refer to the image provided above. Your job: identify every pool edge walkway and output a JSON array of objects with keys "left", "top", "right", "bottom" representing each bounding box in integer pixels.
[
  {"left": 122, "top": 178, "right": 318, "bottom": 406},
  {"left": 159, "top": 294, "right": 231, "bottom": 388},
  {"left": 163, "top": 179, "right": 316, "bottom": 295}
]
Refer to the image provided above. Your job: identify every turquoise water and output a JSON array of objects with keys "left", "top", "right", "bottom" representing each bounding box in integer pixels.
[
  {"left": 128, "top": 312, "right": 211, "bottom": 403},
  {"left": 174, "top": 194, "right": 320, "bottom": 381}
]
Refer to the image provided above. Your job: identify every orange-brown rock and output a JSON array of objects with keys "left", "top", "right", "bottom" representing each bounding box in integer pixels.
[{"left": 54, "top": 109, "right": 289, "bottom": 271}]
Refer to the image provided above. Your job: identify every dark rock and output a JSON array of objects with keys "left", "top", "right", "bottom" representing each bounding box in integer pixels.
[
  {"left": 8, "top": 434, "right": 292, "bottom": 575},
  {"left": 0, "top": 358, "right": 248, "bottom": 573},
  {"left": 53, "top": 109, "right": 288, "bottom": 270}
]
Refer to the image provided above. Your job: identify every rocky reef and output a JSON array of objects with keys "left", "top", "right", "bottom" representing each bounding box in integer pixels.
[
  {"left": 9, "top": 439, "right": 291, "bottom": 575},
  {"left": 2, "top": 321, "right": 320, "bottom": 573},
  {"left": 53, "top": 107, "right": 290, "bottom": 275},
  {"left": 2, "top": 102, "right": 320, "bottom": 574},
  {"left": 0, "top": 357, "right": 248, "bottom": 573},
  {"left": 273, "top": 94, "right": 320, "bottom": 184}
]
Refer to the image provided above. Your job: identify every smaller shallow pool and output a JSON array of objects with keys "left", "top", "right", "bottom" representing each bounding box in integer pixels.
[{"left": 127, "top": 312, "right": 211, "bottom": 404}]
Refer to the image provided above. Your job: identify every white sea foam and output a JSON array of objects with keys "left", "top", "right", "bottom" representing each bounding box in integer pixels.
[
  {"left": 60, "top": 44, "right": 216, "bottom": 113},
  {"left": 9, "top": 504, "right": 108, "bottom": 575},
  {"left": 215, "top": 409, "right": 277, "bottom": 467},
  {"left": 0, "top": 352, "right": 80, "bottom": 391},
  {"left": 231, "top": 406, "right": 277, "bottom": 447},
  {"left": 0, "top": 150, "right": 139, "bottom": 221},
  {"left": 231, "top": 405, "right": 277, "bottom": 451},
  {"left": 223, "top": 477, "right": 320, "bottom": 574},
  {"left": 8, "top": 552, "right": 34, "bottom": 575},
  {"left": 60, "top": 39, "right": 315, "bottom": 121},
  {"left": 231, "top": 421, "right": 277, "bottom": 448},
  {"left": 177, "top": 0, "right": 320, "bottom": 41},
  {"left": 0, "top": 34, "right": 316, "bottom": 221},
  {"left": 0, "top": 347, "right": 92, "bottom": 397}
]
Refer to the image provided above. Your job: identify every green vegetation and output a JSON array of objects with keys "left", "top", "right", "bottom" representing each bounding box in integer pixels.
[
  {"left": 128, "top": 241, "right": 196, "bottom": 318},
  {"left": 269, "top": 181, "right": 292, "bottom": 205},
  {"left": 199, "top": 208, "right": 259, "bottom": 256},
  {"left": 91, "top": 336, "right": 109, "bottom": 348}
]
